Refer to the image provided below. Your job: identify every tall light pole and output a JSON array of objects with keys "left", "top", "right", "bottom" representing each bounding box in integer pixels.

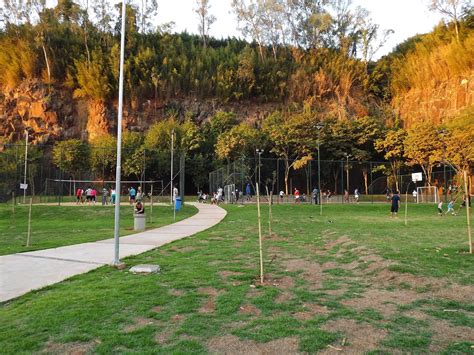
[
  {"left": 344, "top": 153, "right": 351, "bottom": 193},
  {"left": 23, "top": 129, "right": 28, "bottom": 204},
  {"left": 255, "top": 149, "right": 264, "bottom": 284},
  {"left": 113, "top": 0, "right": 127, "bottom": 266},
  {"left": 316, "top": 122, "right": 324, "bottom": 216},
  {"left": 170, "top": 128, "right": 175, "bottom": 205}
]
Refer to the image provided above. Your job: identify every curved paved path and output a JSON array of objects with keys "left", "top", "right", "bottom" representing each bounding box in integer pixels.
[{"left": 0, "top": 203, "right": 226, "bottom": 303}]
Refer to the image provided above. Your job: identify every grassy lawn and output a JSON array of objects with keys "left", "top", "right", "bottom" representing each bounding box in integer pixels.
[
  {"left": 0, "top": 203, "right": 472, "bottom": 354},
  {"left": 0, "top": 203, "right": 197, "bottom": 255}
]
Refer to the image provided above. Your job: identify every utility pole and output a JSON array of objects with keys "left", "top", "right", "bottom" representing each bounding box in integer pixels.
[
  {"left": 113, "top": 0, "right": 127, "bottom": 266},
  {"left": 170, "top": 128, "right": 174, "bottom": 205},
  {"left": 23, "top": 129, "right": 28, "bottom": 204},
  {"left": 344, "top": 153, "right": 351, "bottom": 193},
  {"left": 316, "top": 122, "right": 324, "bottom": 216},
  {"left": 256, "top": 149, "right": 264, "bottom": 284}
]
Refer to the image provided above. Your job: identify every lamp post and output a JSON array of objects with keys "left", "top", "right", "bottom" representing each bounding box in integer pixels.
[
  {"left": 344, "top": 153, "right": 351, "bottom": 193},
  {"left": 316, "top": 123, "right": 324, "bottom": 216},
  {"left": 23, "top": 129, "right": 29, "bottom": 204},
  {"left": 255, "top": 149, "right": 264, "bottom": 283},
  {"left": 113, "top": 0, "right": 126, "bottom": 266}
]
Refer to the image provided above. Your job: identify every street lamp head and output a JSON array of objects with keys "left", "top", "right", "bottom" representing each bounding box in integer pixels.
[{"left": 256, "top": 149, "right": 264, "bottom": 155}]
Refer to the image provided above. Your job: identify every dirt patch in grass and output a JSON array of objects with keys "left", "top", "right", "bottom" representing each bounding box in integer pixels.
[
  {"left": 123, "top": 317, "right": 161, "bottom": 333},
  {"left": 320, "top": 319, "right": 387, "bottom": 353},
  {"left": 293, "top": 303, "right": 329, "bottom": 321},
  {"left": 219, "top": 270, "right": 244, "bottom": 279},
  {"left": 323, "top": 235, "right": 352, "bottom": 250},
  {"left": 239, "top": 304, "right": 262, "bottom": 316},
  {"left": 171, "top": 314, "right": 186, "bottom": 322},
  {"left": 43, "top": 341, "right": 97, "bottom": 354},
  {"left": 169, "top": 289, "right": 185, "bottom": 296},
  {"left": 433, "top": 283, "right": 474, "bottom": 303},
  {"left": 341, "top": 288, "right": 423, "bottom": 318},
  {"left": 152, "top": 306, "right": 162, "bottom": 313},
  {"left": 155, "top": 329, "right": 174, "bottom": 345},
  {"left": 198, "top": 287, "right": 221, "bottom": 314},
  {"left": 275, "top": 291, "right": 293, "bottom": 304},
  {"left": 207, "top": 335, "right": 300, "bottom": 354},
  {"left": 428, "top": 319, "right": 474, "bottom": 352},
  {"left": 282, "top": 259, "right": 322, "bottom": 289}
]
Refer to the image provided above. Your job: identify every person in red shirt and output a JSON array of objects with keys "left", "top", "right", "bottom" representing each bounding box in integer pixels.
[
  {"left": 294, "top": 188, "right": 300, "bottom": 203},
  {"left": 76, "top": 188, "right": 83, "bottom": 205}
]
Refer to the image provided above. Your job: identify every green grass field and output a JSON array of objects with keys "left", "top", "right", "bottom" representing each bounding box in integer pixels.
[
  {"left": 0, "top": 203, "right": 472, "bottom": 354},
  {"left": 0, "top": 203, "right": 197, "bottom": 255}
]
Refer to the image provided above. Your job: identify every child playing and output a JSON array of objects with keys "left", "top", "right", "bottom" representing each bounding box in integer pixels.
[
  {"left": 447, "top": 200, "right": 456, "bottom": 215},
  {"left": 437, "top": 201, "right": 443, "bottom": 216}
]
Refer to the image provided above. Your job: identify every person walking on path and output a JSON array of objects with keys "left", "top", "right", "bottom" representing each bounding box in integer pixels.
[
  {"left": 246, "top": 183, "right": 252, "bottom": 201},
  {"left": 412, "top": 189, "right": 417, "bottom": 203},
  {"left": 354, "top": 188, "right": 359, "bottom": 203},
  {"left": 391, "top": 191, "right": 401, "bottom": 218}
]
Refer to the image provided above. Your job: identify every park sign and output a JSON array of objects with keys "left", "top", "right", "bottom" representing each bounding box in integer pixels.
[{"left": 412, "top": 172, "right": 422, "bottom": 182}]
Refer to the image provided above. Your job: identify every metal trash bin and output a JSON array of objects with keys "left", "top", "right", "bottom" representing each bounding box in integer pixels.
[
  {"left": 175, "top": 197, "right": 182, "bottom": 211},
  {"left": 134, "top": 213, "right": 146, "bottom": 231}
]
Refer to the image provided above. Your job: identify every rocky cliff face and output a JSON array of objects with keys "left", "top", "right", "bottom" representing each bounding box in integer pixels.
[
  {"left": 0, "top": 79, "right": 80, "bottom": 144},
  {"left": 394, "top": 72, "right": 474, "bottom": 127},
  {"left": 0, "top": 79, "right": 281, "bottom": 145}
]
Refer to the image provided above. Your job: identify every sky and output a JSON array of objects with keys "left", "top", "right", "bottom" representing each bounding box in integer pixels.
[
  {"left": 156, "top": 0, "right": 443, "bottom": 58},
  {"left": 41, "top": 0, "right": 444, "bottom": 58}
]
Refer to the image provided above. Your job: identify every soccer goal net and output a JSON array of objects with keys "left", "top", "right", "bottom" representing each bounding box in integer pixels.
[
  {"left": 416, "top": 186, "right": 439, "bottom": 204},
  {"left": 224, "top": 184, "right": 235, "bottom": 204}
]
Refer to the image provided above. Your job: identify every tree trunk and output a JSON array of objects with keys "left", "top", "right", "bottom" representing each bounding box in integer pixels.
[
  {"left": 284, "top": 158, "right": 290, "bottom": 195},
  {"left": 363, "top": 168, "right": 368, "bottom": 195}
]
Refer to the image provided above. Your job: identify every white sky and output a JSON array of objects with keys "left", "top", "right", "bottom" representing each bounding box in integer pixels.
[
  {"left": 42, "top": 0, "right": 444, "bottom": 58},
  {"left": 156, "top": 0, "right": 443, "bottom": 58}
]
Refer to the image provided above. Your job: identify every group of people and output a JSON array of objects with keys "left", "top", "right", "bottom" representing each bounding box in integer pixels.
[
  {"left": 75, "top": 186, "right": 148, "bottom": 206},
  {"left": 75, "top": 186, "right": 117, "bottom": 206}
]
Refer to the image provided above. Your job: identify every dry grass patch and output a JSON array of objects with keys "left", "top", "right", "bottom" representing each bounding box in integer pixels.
[{"left": 207, "top": 335, "right": 300, "bottom": 354}]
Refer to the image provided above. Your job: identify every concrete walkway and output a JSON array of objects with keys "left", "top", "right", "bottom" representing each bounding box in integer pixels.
[{"left": 0, "top": 203, "right": 226, "bottom": 303}]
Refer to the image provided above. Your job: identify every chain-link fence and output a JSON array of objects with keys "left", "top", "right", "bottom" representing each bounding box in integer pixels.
[
  {"left": 0, "top": 143, "right": 189, "bottom": 204},
  {"left": 209, "top": 157, "right": 461, "bottom": 203}
]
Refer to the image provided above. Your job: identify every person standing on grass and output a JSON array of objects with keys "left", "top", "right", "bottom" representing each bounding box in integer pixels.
[
  {"left": 437, "top": 201, "right": 444, "bottom": 216},
  {"left": 294, "top": 188, "right": 300, "bottom": 203},
  {"left": 354, "top": 188, "right": 359, "bottom": 203},
  {"left": 101, "top": 187, "right": 108, "bottom": 205},
  {"left": 390, "top": 191, "right": 400, "bottom": 218},
  {"left": 344, "top": 189, "right": 349, "bottom": 203},
  {"left": 280, "top": 190, "right": 285, "bottom": 202},
  {"left": 129, "top": 186, "right": 136, "bottom": 205},
  {"left": 111, "top": 188, "right": 116, "bottom": 205},
  {"left": 412, "top": 189, "right": 417, "bottom": 203},
  {"left": 85, "top": 187, "right": 93, "bottom": 205},
  {"left": 173, "top": 185, "right": 179, "bottom": 202},
  {"left": 76, "top": 188, "right": 83, "bottom": 205},
  {"left": 246, "top": 183, "right": 252, "bottom": 201},
  {"left": 447, "top": 200, "right": 456, "bottom": 215},
  {"left": 312, "top": 188, "right": 318, "bottom": 204},
  {"left": 92, "top": 188, "right": 98, "bottom": 205}
]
